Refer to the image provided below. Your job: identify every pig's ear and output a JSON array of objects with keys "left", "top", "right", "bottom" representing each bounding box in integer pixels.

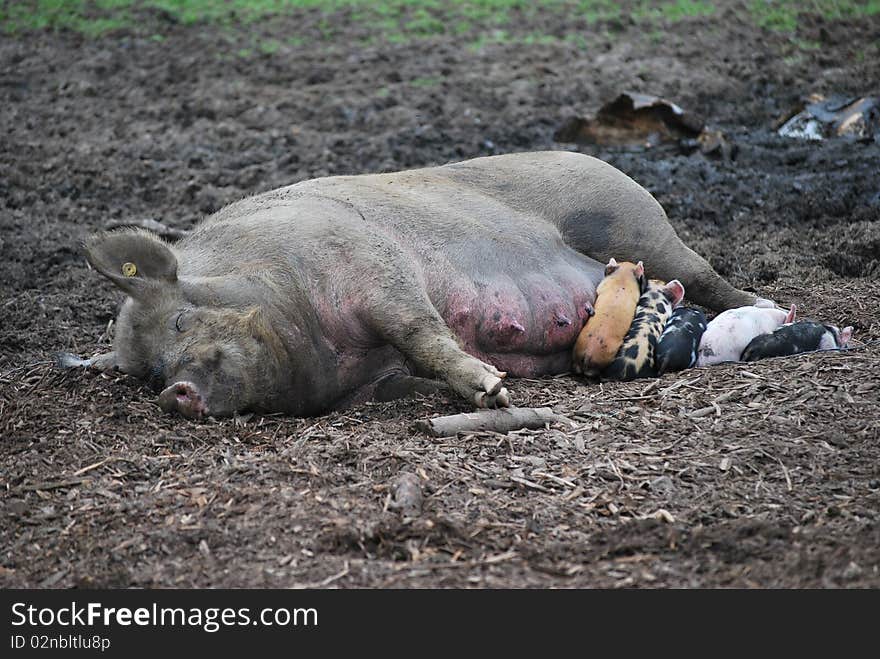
[
  {"left": 784, "top": 304, "right": 797, "bottom": 324},
  {"left": 664, "top": 279, "right": 685, "bottom": 307},
  {"left": 635, "top": 261, "right": 647, "bottom": 292},
  {"left": 839, "top": 326, "right": 853, "bottom": 348},
  {"left": 84, "top": 229, "right": 177, "bottom": 297},
  {"left": 604, "top": 257, "right": 619, "bottom": 276}
]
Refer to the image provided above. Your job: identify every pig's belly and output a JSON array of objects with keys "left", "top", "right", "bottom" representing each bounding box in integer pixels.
[{"left": 437, "top": 270, "right": 597, "bottom": 377}]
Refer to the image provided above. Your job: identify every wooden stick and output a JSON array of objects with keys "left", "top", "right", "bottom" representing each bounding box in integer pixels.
[
  {"left": 415, "top": 407, "right": 576, "bottom": 438},
  {"left": 393, "top": 550, "right": 518, "bottom": 571},
  {"left": 16, "top": 478, "right": 89, "bottom": 492}
]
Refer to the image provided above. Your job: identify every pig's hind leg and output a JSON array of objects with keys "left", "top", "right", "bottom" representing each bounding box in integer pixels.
[
  {"left": 559, "top": 188, "right": 774, "bottom": 311},
  {"left": 56, "top": 350, "right": 118, "bottom": 372},
  {"left": 374, "top": 373, "right": 448, "bottom": 402},
  {"left": 333, "top": 370, "right": 447, "bottom": 409}
]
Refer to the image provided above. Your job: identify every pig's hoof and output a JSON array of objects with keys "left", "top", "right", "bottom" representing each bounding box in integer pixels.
[
  {"left": 158, "top": 381, "right": 208, "bottom": 419},
  {"left": 474, "top": 386, "right": 510, "bottom": 408},
  {"left": 481, "top": 372, "right": 504, "bottom": 396},
  {"left": 753, "top": 297, "right": 776, "bottom": 308},
  {"left": 476, "top": 372, "right": 510, "bottom": 408},
  {"left": 55, "top": 352, "right": 89, "bottom": 369},
  {"left": 457, "top": 366, "right": 510, "bottom": 408}
]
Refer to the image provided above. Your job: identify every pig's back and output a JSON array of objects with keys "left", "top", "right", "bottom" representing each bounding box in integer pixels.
[{"left": 197, "top": 151, "right": 645, "bottom": 273}]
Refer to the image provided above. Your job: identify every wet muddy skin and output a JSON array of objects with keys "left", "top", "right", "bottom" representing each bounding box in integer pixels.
[{"left": 1, "top": 6, "right": 879, "bottom": 588}]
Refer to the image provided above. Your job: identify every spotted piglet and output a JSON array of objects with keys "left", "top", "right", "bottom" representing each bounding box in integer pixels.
[
  {"left": 602, "top": 279, "right": 685, "bottom": 381},
  {"left": 655, "top": 307, "right": 708, "bottom": 375},
  {"left": 741, "top": 321, "right": 853, "bottom": 361}
]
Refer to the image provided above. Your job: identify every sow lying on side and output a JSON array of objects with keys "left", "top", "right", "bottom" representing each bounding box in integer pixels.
[{"left": 68, "top": 151, "right": 770, "bottom": 418}]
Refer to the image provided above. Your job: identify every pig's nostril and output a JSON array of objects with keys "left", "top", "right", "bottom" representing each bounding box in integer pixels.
[{"left": 159, "top": 381, "right": 207, "bottom": 419}]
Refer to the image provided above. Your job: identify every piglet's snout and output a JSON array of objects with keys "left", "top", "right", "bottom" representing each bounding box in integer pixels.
[{"left": 158, "top": 381, "right": 208, "bottom": 419}]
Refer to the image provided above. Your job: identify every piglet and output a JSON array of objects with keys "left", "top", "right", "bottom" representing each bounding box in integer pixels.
[
  {"left": 655, "top": 307, "right": 708, "bottom": 375},
  {"left": 572, "top": 258, "right": 645, "bottom": 377},
  {"left": 696, "top": 304, "right": 796, "bottom": 367},
  {"left": 741, "top": 321, "right": 852, "bottom": 361},
  {"left": 603, "top": 279, "right": 685, "bottom": 381}
]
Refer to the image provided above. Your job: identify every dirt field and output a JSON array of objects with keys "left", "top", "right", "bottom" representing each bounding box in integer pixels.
[{"left": 2, "top": 2, "right": 879, "bottom": 588}]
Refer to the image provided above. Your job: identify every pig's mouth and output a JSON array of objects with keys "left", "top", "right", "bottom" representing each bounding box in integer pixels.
[{"left": 158, "top": 381, "right": 208, "bottom": 419}]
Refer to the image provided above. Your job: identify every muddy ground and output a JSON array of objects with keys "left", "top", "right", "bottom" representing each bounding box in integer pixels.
[{"left": 1, "top": 3, "right": 879, "bottom": 588}]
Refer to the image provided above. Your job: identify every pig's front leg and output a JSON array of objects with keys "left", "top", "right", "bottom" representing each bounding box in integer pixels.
[
  {"left": 371, "top": 306, "right": 509, "bottom": 408},
  {"left": 411, "top": 330, "right": 509, "bottom": 408}
]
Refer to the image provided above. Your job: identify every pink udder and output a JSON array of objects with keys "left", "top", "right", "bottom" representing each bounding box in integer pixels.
[{"left": 443, "top": 273, "right": 597, "bottom": 375}]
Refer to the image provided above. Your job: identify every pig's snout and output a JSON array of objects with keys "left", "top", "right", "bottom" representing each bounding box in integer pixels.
[{"left": 158, "top": 381, "right": 208, "bottom": 419}]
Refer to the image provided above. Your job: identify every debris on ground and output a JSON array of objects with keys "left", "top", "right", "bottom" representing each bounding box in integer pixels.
[
  {"left": 554, "top": 91, "right": 733, "bottom": 157},
  {"left": 775, "top": 93, "right": 880, "bottom": 141},
  {"left": 387, "top": 472, "right": 424, "bottom": 517}
]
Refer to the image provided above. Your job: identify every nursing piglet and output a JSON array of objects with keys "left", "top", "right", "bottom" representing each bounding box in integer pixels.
[
  {"left": 572, "top": 258, "right": 645, "bottom": 377},
  {"left": 603, "top": 279, "right": 685, "bottom": 381},
  {"left": 741, "top": 321, "right": 852, "bottom": 361},
  {"left": 696, "top": 304, "right": 796, "bottom": 367},
  {"left": 655, "top": 307, "right": 708, "bottom": 375}
]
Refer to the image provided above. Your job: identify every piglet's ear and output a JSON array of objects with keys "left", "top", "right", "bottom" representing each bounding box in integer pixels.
[
  {"left": 664, "top": 279, "right": 685, "bottom": 307},
  {"left": 84, "top": 229, "right": 178, "bottom": 298},
  {"left": 839, "top": 326, "right": 853, "bottom": 348},
  {"left": 635, "top": 261, "right": 647, "bottom": 292},
  {"left": 784, "top": 304, "right": 797, "bottom": 324},
  {"left": 604, "top": 257, "right": 619, "bottom": 276}
]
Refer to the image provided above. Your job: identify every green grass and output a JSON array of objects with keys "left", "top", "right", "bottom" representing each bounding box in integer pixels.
[
  {"left": 789, "top": 37, "right": 822, "bottom": 50},
  {"left": 410, "top": 75, "right": 442, "bottom": 87},
  {"left": 749, "top": 0, "right": 880, "bottom": 31},
  {"left": 2, "top": 0, "right": 878, "bottom": 41},
  {"left": 633, "top": 0, "right": 716, "bottom": 21},
  {"left": 258, "top": 38, "right": 281, "bottom": 53}
]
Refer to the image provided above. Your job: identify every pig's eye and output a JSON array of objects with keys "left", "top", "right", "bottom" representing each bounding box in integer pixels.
[
  {"left": 146, "top": 361, "right": 165, "bottom": 390},
  {"left": 172, "top": 309, "right": 199, "bottom": 333}
]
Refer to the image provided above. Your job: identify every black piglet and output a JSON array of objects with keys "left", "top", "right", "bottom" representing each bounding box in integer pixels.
[{"left": 655, "top": 307, "right": 707, "bottom": 375}]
